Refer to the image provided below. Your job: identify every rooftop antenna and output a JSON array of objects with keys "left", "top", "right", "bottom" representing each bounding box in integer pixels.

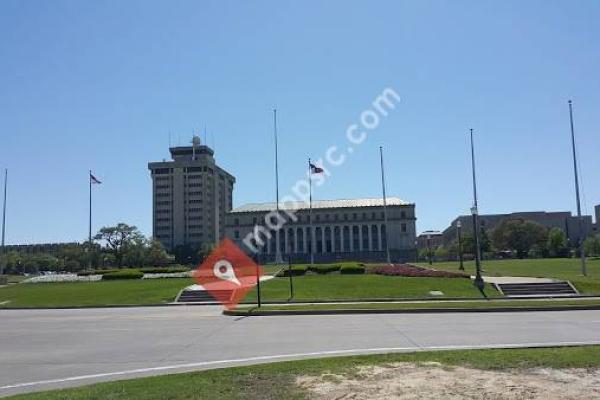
[
  {"left": 204, "top": 124, "right": 207, "bottom": 146},
  {"left": 168, "top": 129, "right": 172, "bottom": 148},
  {"left": 191, "top": 131, "right": 201, "bottom": 160}
]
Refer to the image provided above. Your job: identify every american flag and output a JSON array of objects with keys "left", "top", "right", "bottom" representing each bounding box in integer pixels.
[
  {"left": 90, "top": 173, "right": 102, "bottom": 184},
  {"left": 309, "top": 162, "right": 324, "bottom": 174}
]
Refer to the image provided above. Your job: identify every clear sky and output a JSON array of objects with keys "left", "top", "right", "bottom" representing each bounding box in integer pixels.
[{"left": 1, "top": 0, "right": 599, "bottom": 244}]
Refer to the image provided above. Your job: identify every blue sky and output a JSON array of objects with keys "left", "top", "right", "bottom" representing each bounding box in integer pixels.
[{"left": 0, "top": 0, "right": 599, "bottom": 244}]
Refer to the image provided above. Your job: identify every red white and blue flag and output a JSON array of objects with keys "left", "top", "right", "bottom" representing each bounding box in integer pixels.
[
  {"left": 309, "top": 163, "right": 324, "bottom": 174},
  {"left": 90, "top": 173, "right": 102, "bottom": 184}
]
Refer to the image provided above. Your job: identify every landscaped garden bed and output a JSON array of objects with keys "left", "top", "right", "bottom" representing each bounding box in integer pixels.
[{"left": 370, "top": 264, "right": 469, "bottom": 278}]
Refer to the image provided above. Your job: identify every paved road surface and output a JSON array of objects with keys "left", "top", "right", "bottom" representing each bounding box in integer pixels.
[{"left": 2, "top": 306, "right": 600, "bottom": 397}]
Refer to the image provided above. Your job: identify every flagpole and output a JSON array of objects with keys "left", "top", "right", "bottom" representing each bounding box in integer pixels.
[
  {"left": 379, "top": 147, "right": 391, "bottom": 264},
  {"left": 273, "top": 108, "right": 283, "bottom": 264},
  {"left": 1, "top": 169, "right": 7, "bottom": 275},
  {"left": 470, "top": 129, "right": 485, "bottom": 293},
  {"left": 89, "top": 170, "right": 92, "bottom": 243},
  {"left": 308, "top": 158, "right": 314, "bottom": 266},
  {"left": 568, "top": 100, "right": 587, "bottom": 276}
]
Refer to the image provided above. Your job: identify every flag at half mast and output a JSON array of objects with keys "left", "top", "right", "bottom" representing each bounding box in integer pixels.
[{"left": 90, "top": 173, "right": 102, "bottom": 184}]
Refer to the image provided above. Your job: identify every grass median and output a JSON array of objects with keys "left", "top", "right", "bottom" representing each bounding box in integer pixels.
[
  {"left": 0, "top": 278, "right": 194, "bottom": 308},
  {"left": 242, "top": 274, "right": 496, "bottom": 303},
  {"left": 418, "top": 257, "right": 600, "bottom": 294},
  {"left": 229, "top": 297, "right": 600, "bottom": 315},
  {"left": 6, "top": 345, "right": 600, "bottom": 400}
]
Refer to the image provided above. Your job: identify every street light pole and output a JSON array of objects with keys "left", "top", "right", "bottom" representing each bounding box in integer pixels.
[
  {"left": 457, "top": 220, "right": 464, "bottom": 271},
  {"left": 568, "top": 100, "right": 587, "bottom": 277},
  {"left": 427, "top": 234, "right": 433, "bottom": 265},
  {"left": 469, "top": 129, "right": 485, "bottom": 293}
]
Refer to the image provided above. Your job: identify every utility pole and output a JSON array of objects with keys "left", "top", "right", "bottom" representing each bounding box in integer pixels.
[{"left": 568, "top": 100, "right": 587, "bottom": 276}]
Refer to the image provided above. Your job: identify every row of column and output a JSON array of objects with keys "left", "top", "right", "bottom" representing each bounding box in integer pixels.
[{"left": 263, "top": 224, "right": 387, "bottom": 255}]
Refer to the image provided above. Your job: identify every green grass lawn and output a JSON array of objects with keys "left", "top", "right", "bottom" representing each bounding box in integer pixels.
[
  {"left": 3, "top": 275, "right": 28, "bottom": 284},
  {"left": 231, "top": 297, "right": 600, "bottom": 314},
  {"left": 243, "top": 274, "right": 497, "bottom": 303},
  {"left": 7, "top": 346, "right": 600, "bottom": 400},
  {"left": 5, "top": 258, "right": 598, "bottom": 309},
  {"left": 417, "top": 257, "right": 600, "bottom": 294},
  {"left": 0, "top": 278, "right": 194, "bottom": 308}
]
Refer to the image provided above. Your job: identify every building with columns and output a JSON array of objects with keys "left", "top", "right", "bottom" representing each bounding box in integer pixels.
[
  {"left": 148, "top": 136, "right": 235, "bottom": 252},
  {"left": 224, "top": 198, "right": 417, "bottom": 263}
]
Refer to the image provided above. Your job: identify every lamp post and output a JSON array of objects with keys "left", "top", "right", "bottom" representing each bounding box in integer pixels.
[
  {"left": 456, "top": 220, "right": 464, "bottom": 271},
  {"left": 469, "top": 129, "right": 485, "bottom": 293},
  {"left": 568, "top": 100, "right": 587, "bottom": 276},
  {"left": 426, "top": 234, "right": 433, "bottom": 265}
]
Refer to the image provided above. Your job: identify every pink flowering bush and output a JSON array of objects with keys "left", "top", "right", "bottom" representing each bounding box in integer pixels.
[{"left": 369, "top": 264, "right": 469, "bottom": 278}]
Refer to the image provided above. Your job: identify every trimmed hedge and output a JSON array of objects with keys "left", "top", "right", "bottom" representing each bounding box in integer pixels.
[
  {"left": 102, "top": 269, "right": 144, "bottom": 280},
  {"left": 307, "top": 264, "right": 341, "bottom": 274},
  {"left": 276, "top": 265, "right": 308, "bottom": 277},
  {"left": 77, "top": 269, "right": 119, "bottom": 276},
  {"left": 340, "top": 265, "right": 366, "bottom": 274},
  {"left": 139, "top": 267, "right": 190, "bottom": 274}
]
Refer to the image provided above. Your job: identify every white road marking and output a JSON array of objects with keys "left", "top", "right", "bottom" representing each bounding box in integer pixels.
[{"left": 2, "top": 340, "right": 600, "bottom": 391}]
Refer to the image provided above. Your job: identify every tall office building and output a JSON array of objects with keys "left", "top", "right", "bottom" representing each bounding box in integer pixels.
[{"left": 148, "top": 136, "right": 235, "bottom": 252}]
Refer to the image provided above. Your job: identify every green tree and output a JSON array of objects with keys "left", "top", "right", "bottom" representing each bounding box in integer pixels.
[
  {"left": 491, "top": 218, "right": 548, "bottom": 258},
  {"left": 417, "top": 247, "right": 430, "bottom": 262},
  {"left": 460, "top": 233, "right": 475, "bottom": 255},
  {"left": 479, "top": 227, "right": 492, "bottom": 253},
  {"left": 122, "top": 236, "right": 149, "bottom": 267},
  {"left": 94, "top": 223, "right": 144, "bottom": 267},
  {"left": 584, "top": 234, "right": 600, "bottom": 257},
  {"left": 434, "top": 246, "right": 450, "bottom": 261},
  {"left": 146, "top": 239, "right": 172, "bottom": 267},
  {"left": 547, "top": 228, "right": 568, "bottom": 258}
]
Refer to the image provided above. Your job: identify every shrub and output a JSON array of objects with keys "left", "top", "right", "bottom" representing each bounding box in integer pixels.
[
  {"left": 77, "top": 269, "right": 119, "bottom": 276},
  {"left": 139, "top": 267, "right": 190, "bottom": 274},
  {"left": 369, "top": 264, "right": 468, "bottom": 278},
  {"left": 307, "top": 264, "right": 341, "bottom": 274},
  {"left": 340, "top": 265, "right": 365, "bottom": 274},
  {"left": 102, "top": 269, "right": 144, "bottom": 280},
  {"left": 276, "top": 265, "right": 308, "bottom": 277}
]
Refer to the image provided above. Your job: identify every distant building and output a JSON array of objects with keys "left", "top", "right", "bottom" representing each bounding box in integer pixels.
[
  {"left": 224, "top": 198, "right": 417, "bottom": 263},
  {"left": 441, "top": 210, "right": 594, "bottom": 246},
  {"left": 416, "top": 230, "right": 443, "bottom": 249},
  {"left": 148, "top": 136, "right": 235, "bottom": 252},
  {"left": 593, "top": 204, "right": 600, "bottom": 235}
]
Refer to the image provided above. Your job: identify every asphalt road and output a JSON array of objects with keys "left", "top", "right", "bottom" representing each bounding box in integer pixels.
[{"left": 2, "top": 307, "right": 600, "bottom": 397}]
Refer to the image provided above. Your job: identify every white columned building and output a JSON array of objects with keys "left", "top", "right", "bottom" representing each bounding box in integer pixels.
[{"left": 225, "top": 198, "right": 417, "bottom": 263}]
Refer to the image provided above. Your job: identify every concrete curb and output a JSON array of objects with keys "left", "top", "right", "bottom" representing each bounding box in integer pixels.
[
  {"left": 0, "top": 303, "right": 223, "bottom": 311},
  {"left": 224, "top": 304, "right": 600, "bottom": 316}
]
